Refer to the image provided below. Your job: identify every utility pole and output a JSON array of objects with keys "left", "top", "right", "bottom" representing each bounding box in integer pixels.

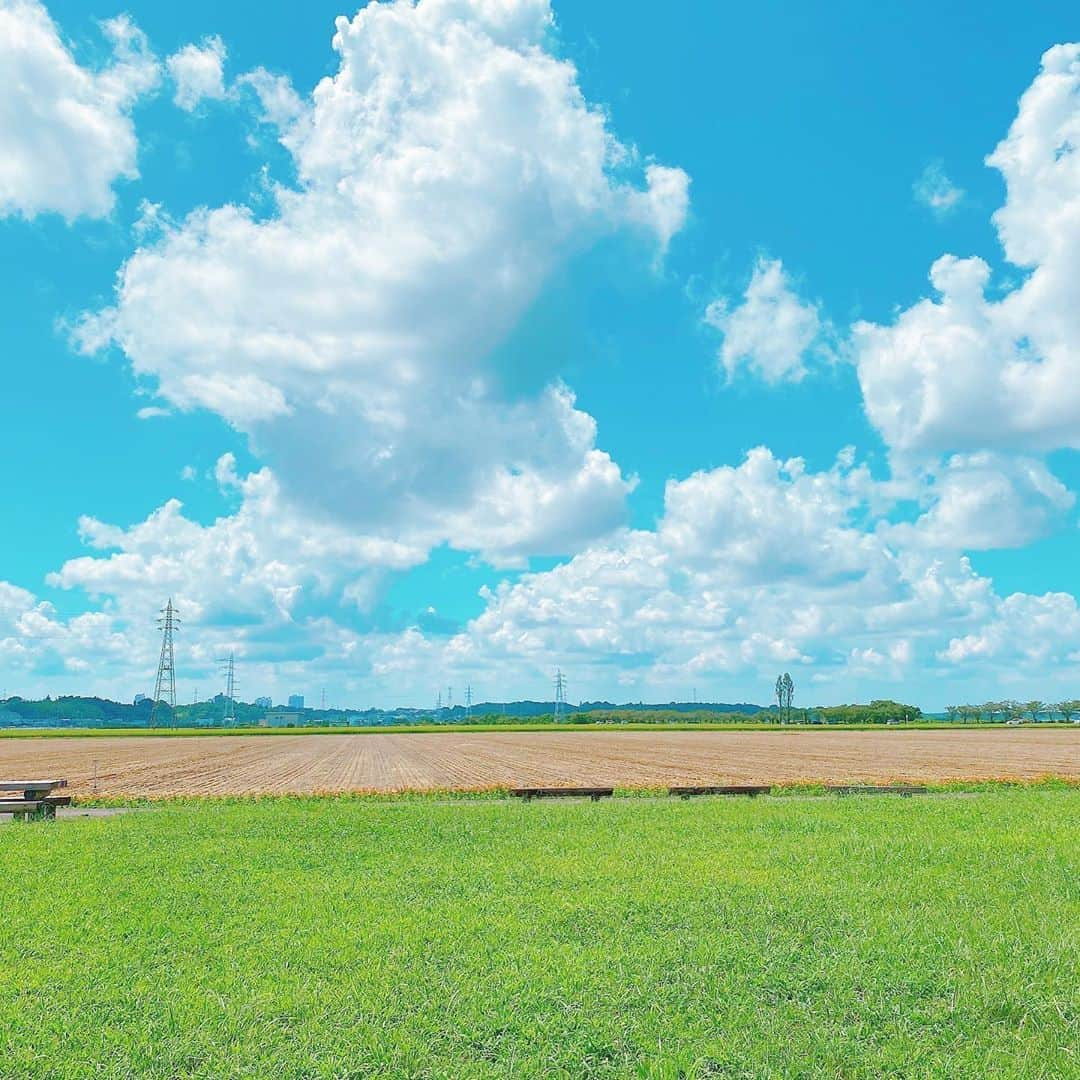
[{"left": 151, "top": 599, "right": 179, "bottom": 728}]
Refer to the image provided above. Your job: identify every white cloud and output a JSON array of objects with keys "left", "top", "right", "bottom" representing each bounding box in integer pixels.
[
  {"left": 166, "top": 34, "right": 227, "bottom": 111},
  {"left": 356, "top": 445, "right": 1080, "bottom": 701},
  {"left": 78, "top": 0, "right": 686, "bottom": 566},
  {"left": 855, "top": 44, "right": 1080, "bottom": 455},
  {"left": 938, "top": 591, "right": 1080, "bottom": 667},
  {"left": 237, "top": 66, "right": 305, "bottom": 128},
  {"left": 5, "top": 443, "right": 1079, "bottom": 706},
  {"left": 0, "top": 450, "right": 443, "bottom": 700},
  {"left": 913, "top": 161, "right": 965, "bottom": 216},
  {"left": 888, "top": 452, "right": 1074, "bottom": 551},
  {"left": 0, "top": 0, "right": 159, "bottom": 220},
  {"left": 705, "top": 258, "right": 831, "bottom": 383},
  {"left": 47, "top": 454, "right": 425, "bottom": 627}
]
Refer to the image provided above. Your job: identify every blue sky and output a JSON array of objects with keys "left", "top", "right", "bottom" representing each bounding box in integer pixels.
[{"left": 2, "top": 0, "right": 1079, "bottom": 709}]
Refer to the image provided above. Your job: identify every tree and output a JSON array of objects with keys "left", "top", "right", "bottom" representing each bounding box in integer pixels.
[
  {"left": 780, "top": 673, "right": 795, "bottom": 724},
  {"left": 945, "top": 705, "right": 960, "bottom": 723},
  {"left": 775, "top": 675, "right": 784, "bottom": 723},
  {"left": 1024, "top": 700, "right": 1045, "bottom": 723},
  {"left": 1054, "top": 700, "right": 1080, "bottom": 723},
  {"left": 1002, "top": 700, "right": 1024, "bottom": 723}
]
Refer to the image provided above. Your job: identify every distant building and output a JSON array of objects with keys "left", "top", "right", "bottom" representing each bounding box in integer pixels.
[
  {"left": 255, "top": 696, "right": 272, "bottom": 708},
  {"left": 261, "top": 711, "right": 302, "bottom": 728},
  {"left": 288, "top": 694, "right": 305, "bottom": 709},
  {"left": 134, "top": 693, "right": 148, "bottom": 705}
]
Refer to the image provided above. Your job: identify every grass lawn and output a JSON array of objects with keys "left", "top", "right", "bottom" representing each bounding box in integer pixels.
[{"left": 0, "top": 789, "right": 1076, "bottom": 1078}]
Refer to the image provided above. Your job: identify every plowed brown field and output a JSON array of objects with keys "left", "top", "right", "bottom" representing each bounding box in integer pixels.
[{"left": 1, "top": 728, "right": 1077, "bottom": 797}]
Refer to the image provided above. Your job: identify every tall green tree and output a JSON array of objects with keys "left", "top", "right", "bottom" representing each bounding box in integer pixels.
[{"left": 781, "top": 673, "right": 795, "bottom": 724}]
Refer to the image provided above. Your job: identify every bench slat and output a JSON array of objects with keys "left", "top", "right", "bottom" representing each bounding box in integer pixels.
[
  {"left": 0, "top": 799, "right": 69, "bottom": 812},
  {"left": 510, "top": 787, "right": 614, "bottom": 801},
  {"left": 830, "top": 785, "right": 928, "bottom": 796},
  {"left": 0, "top": 779, "right": 68, "bottom": 803}
]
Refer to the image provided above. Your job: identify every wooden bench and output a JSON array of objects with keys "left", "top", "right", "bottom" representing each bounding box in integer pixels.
[
  {"left": 668, "top": 784, "right": 772, "bottom": 799},
  {"left": 510, "top": 787, "right": 614, "bottom": 802},
  {"left": 829, "top": 784, "right": 928, "bottom": 797},
  {"left": 0, "top": 780, "right": 70, "bottom": 821}
]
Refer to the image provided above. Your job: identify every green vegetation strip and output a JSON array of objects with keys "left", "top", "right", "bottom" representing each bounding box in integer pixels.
[
  {"left": 1, "top": 719, "right": 1064, "bottom": 738},
  {"left": 1, "top": 789, "right": 1077, "bottom": 1078}
]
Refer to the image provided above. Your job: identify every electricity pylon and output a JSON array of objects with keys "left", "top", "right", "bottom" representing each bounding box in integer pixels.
[
  {"left": 150, "top": 599, "right": 179, "bottom": 727},
  {"left": 217, "top": 653, "right": 237, "bottom": 725},
  {"left": 554, "top": 669, "right": 567, "bottom": 721}
]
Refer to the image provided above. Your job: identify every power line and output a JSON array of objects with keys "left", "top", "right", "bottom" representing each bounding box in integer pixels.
[{"left": 150, "top": 599, "right": 179, "bottom": 728}]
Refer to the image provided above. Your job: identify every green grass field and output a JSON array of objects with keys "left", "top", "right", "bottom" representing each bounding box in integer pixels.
[{"left": 1, "top": 789, "right": 1076, "bottom": 1078}]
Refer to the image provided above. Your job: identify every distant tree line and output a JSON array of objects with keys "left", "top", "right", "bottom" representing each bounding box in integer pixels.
[
  {"left": 0, "top": 696, "right": 152, "bottom": 723},
  {"left": 945, "top": 700, "right": 1080, "bottom": 723},
  {"left": 7, "top": 693, "right": 1077, "bottom": 729}
]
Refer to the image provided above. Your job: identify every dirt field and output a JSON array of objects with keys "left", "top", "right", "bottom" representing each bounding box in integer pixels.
[{"left": 0, "top": 728, "right": 1077, "bottom": 797}]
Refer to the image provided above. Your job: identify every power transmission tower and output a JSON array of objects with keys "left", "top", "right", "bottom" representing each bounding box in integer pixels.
[
  {"left": 150, "top": 599, "right": 179, "bottom": 728},
  {"left": 321, "top": 687, "right": 327, "bottom": 711},
  {"left": 554, "top": 669, "right": 567, "bottom": 721},
  {"left": 217, "top": 653, "right": 237, "bottom": 725},
  {"left": 465, "top": 683, "right": 473, "bottom": 719}
]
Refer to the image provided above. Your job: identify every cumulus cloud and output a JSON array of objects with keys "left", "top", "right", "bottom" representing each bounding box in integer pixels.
[
  {"left": 913, "top": 161, "right": 965, "bottom": 216},
  {"left": 6, "top": 443, "right": 1079, "bottom": 705},
  {"left": 166, "top": 34, "right": 227, "bottom": 111},
  {"left": 938, "top": 591, "right": 1080, "bottom": 667},
  {"left": 889, "top": 452, "right": 1074, "bottom": 551},
  {"left": 854, "top": 44, "right": 1080, "bottom": 455},
  {"left": 0, "top": 0, "right": 159, "bottom": 220},
  {"left": 78, "top": 0, "right": 687, "bottom": 565},
  {"left": 705, "top": 258, "right": 831, "bottom": 383},
  {"left": 359, "top": 446, "right": 1080, "bottom": 700},
  {"left": 47, "top": 454, "right": 425, "bottom": 627}
]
